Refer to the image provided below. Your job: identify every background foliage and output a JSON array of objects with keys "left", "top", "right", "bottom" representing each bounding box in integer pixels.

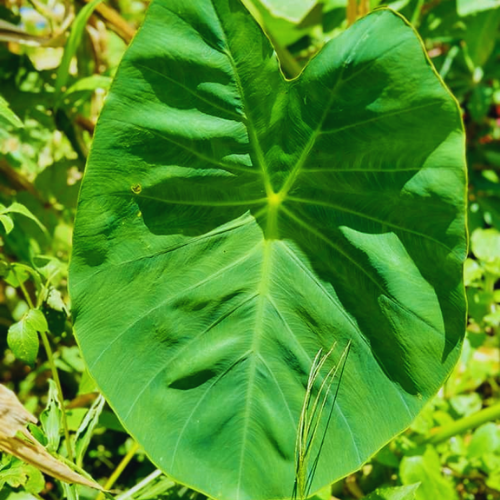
[{"left": 0, "top": 0, "right": 499, "bottom": 499}]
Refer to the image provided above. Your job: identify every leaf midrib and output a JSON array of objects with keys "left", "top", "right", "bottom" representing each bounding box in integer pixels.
[{"left": 210, "top": 1, "right": 274, "bottom": 197}]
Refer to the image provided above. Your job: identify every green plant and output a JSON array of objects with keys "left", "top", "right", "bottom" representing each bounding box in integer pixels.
[{"left": 70, "top": 1, "right": 467, "bottom": 500}]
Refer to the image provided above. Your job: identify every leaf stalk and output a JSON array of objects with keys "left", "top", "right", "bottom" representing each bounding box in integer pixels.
[
  {"left": 96, "top": 441, "right": 141, "bottom": 500},
  {"left": 425, "top": 402, "right": 500, "bottom": 445}
]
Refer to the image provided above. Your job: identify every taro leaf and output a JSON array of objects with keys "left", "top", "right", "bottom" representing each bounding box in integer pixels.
[{"left": 69, "top": 2, "right": 467, "bottom": 500}]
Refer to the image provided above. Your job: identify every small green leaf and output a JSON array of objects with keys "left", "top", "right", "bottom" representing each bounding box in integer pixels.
[
  {"left": 464, "top": 258, "right": 483, "bottom": 286},
  {"left": 400, "top": 446, "right": 458, "bottom": 500},
  {"left": 64, "top": 75, "right": 112, "bottom": 96},
  {"left": 4, "top": 263, "right": 35, "bottom": 288},
  {"left": 40, "top": 380, "right": 63, "bottom": 453},
  {"left": 0, "top": 214, "right": 14, "bottom": 234},
  {"left": 471, "top": 228, "right": 500, "bottom": 274},
  {"left": 468, "top": 423, "right": 500, "bottom": 459},
  {"left": 0, "top": 461, "right": 28, "bottom": 489},
  {"left": 449, "top": 393, "right": 482, "bottom": 418},
  {"left": 364, "top": 483, "right": 420, "bottom": 500},
  {"left": 0, "top": 94, "right": 23, "bottom": 128},
  {"left": 7, "top": 310, "right": 47, "bottom": 365},
  {"left": 0, "top": 202, "right": 47, "bottom": 235},
  {"left": 23, "top": 466, "right": 45, "bottom": 495},
  {"left": 0, "top": 460, "right": 44, "bottom": 494}
]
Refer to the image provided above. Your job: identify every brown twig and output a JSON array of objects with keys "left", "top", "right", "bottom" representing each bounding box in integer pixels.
[
  {"left": 80, "top": 0, "right": 135, "bottom": 44},
  {"left": 74, "top": 115, "right": 96, "bottom": 136},
  {"left": 345, "top": 475, "right": 364, "bottom": 499},
  {"left": 347, "top": 0, "right": 357, "bottom": 26},
  {"left": 0, "top": 159, "right": 42, "bottom": 200}
]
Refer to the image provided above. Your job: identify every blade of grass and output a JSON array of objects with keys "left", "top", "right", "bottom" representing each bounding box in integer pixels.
[
  {"left": 55, "top": 0, "right": 103, "bottom": 101},
  {"left": 294, "top": 341, "right": 351, "bottom": 500},
  {"left": 305, "top": 342, "right": 351, "bottom": 495}
]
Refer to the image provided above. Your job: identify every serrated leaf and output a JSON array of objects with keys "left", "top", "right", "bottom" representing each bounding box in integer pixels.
[
  {"left": 0, "top": 460, "right": 28, "bottom": 489},
  {"left": 40, "top": 380, "right": 63, "bottom": 453},
  {"left": 7, "top": 310, "right": 46, "bottom": 366},
  {"left": 73, "top": 395, "right": 105, "bottom": 467},
  {"left": 0, "top": 461, "right": 46, "bottom": 495},
  {"left": 70, "top": 2, "right": 467, "bottom": 500},
  {"left": 23, "top": 465, "right": 45, "bottom": 494}
]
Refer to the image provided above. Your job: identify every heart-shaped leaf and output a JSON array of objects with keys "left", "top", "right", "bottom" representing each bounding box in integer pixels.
[{"left": 69, "top": 2, "right": 467, "bottom": 500}]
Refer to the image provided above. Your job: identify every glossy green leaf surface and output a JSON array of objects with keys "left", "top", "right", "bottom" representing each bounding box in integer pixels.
[{"left": 70, "top": 2, "right": 467, "bottom": 500}]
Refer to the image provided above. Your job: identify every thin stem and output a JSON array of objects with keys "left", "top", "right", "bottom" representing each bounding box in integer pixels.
[
  {"left": 240, "top": 0, "right": 301, "bottom": 78},
  {"left": 425, "top": 402, "right": 500, "bottom": 445},
  {"left": 96, "top": 441, "right": 141, "bottom": 500},
  {"left": 359, "top": 0, "right": 369, "bottom": 16},
  {"left": 15, "top": 269, "right": 35, "bottom": 309},
  {"left": 80, "top": 0, "right": 135, "bottom": 43},
  {"left": 39, "top": 329, "right": 73, "bottom": 462},
  {"left": 267, "top": 32, "right": 302, "bottom": 79},
  {"left": 12, "top": 268, "right": 73, "bottom": 461},
  {"left": 116, "top": 469, "right": 163, "bottom": 500},
  {"left": 410, "top": 0, "right": 425, "bottom": 27},
  {"left": 347, "top": 0, "right": 357, "bottom": 25}
]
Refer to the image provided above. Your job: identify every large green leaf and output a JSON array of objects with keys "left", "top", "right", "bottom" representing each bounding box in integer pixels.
[{"left": 70, "top": 2, "right": 467, "bottom": 500}]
